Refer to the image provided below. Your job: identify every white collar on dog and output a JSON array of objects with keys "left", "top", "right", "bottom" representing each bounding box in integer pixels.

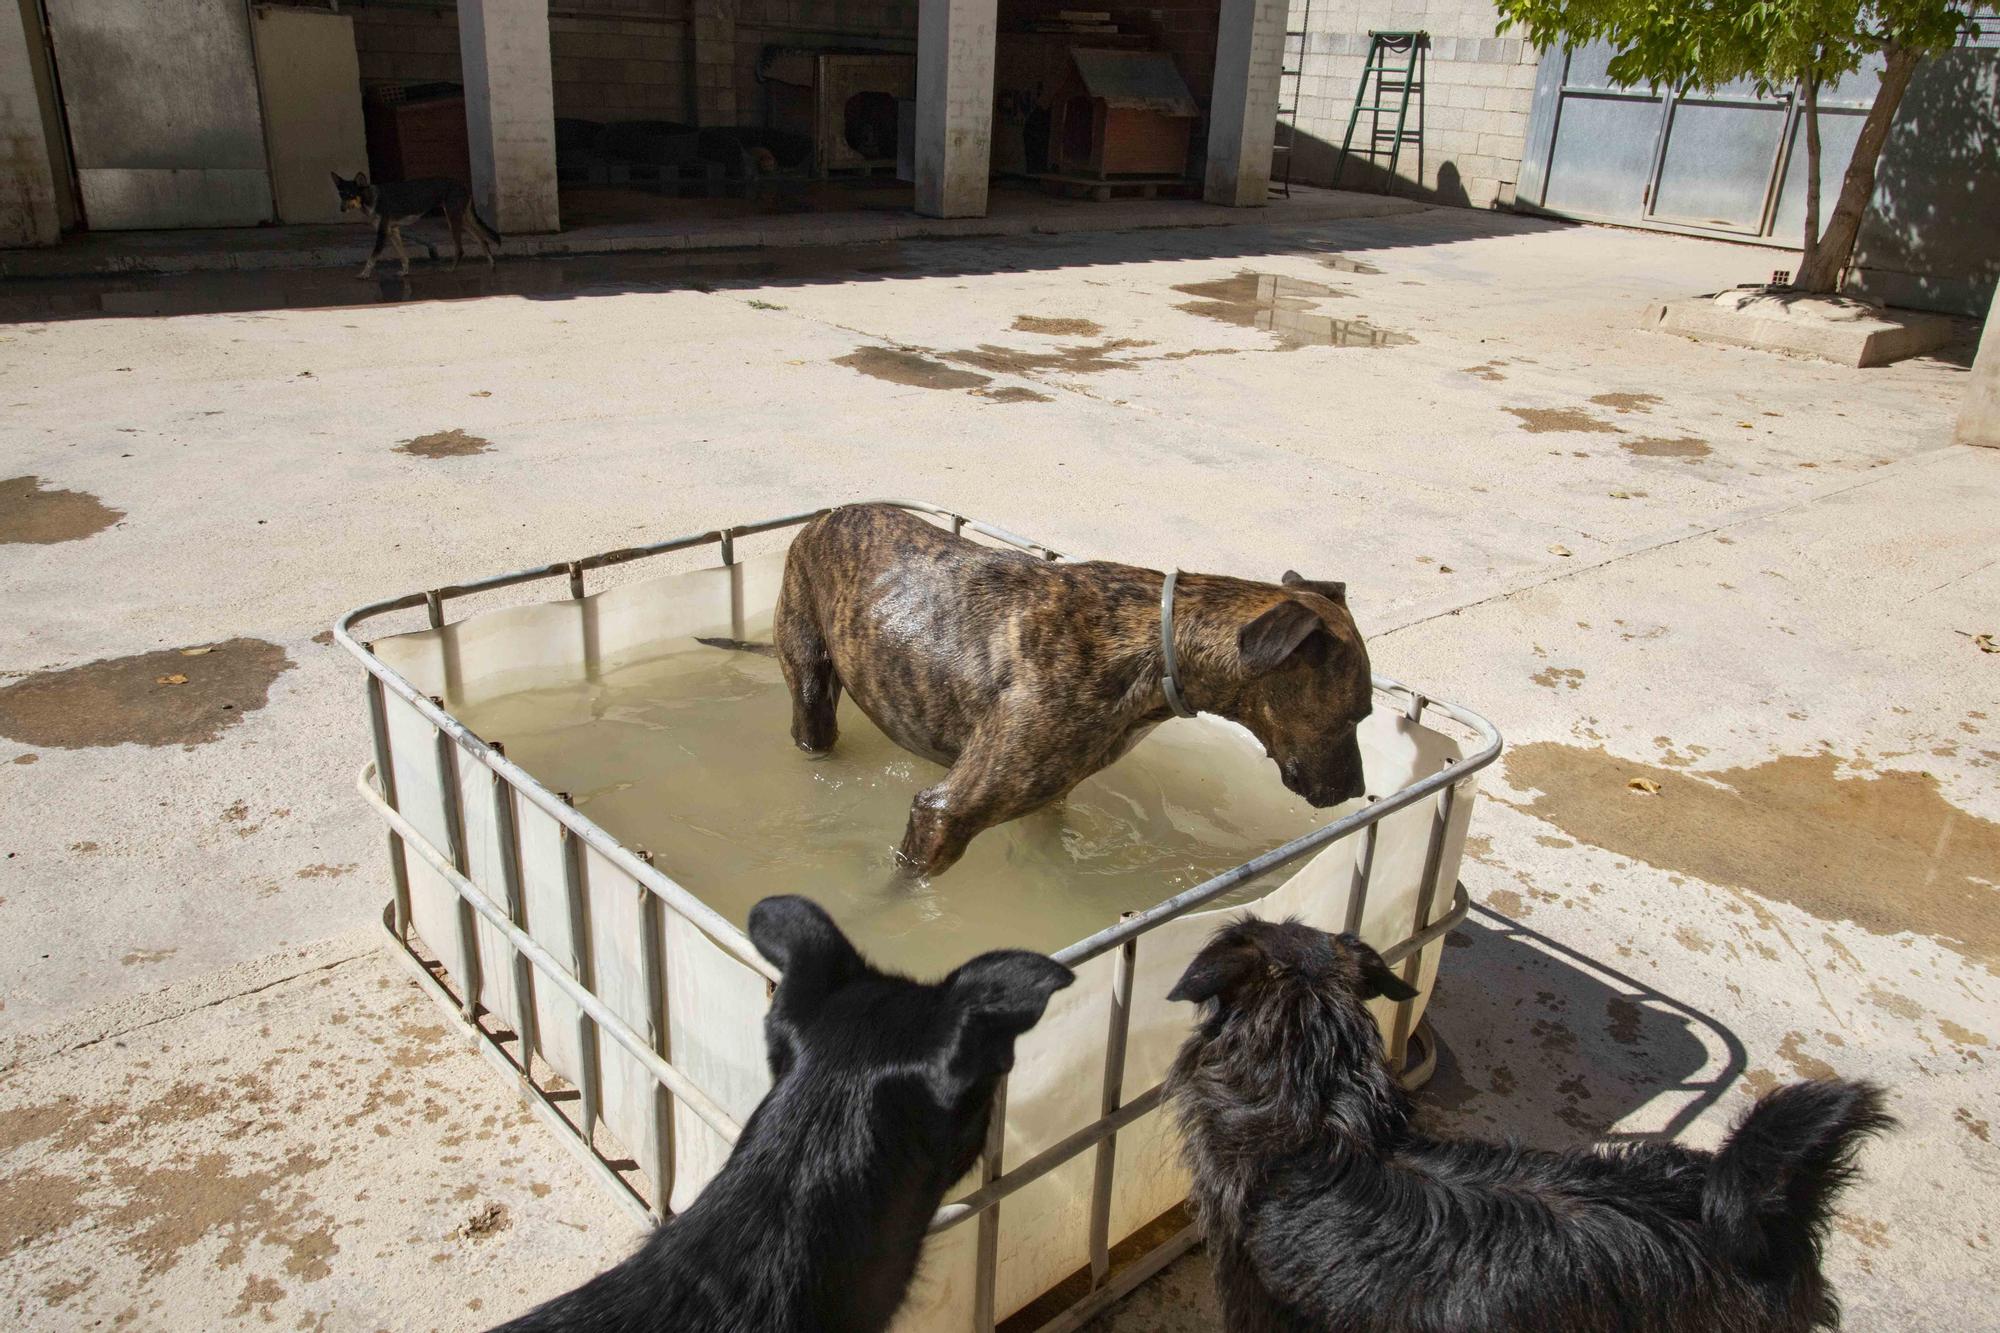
[{"left": 1160, "top": 569, "right": 1198, "bottom": 718}]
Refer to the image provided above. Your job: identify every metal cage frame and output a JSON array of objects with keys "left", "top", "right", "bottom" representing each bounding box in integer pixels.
[{"left": 337, "top": 501, "right": 1503, "bottom": 1332}]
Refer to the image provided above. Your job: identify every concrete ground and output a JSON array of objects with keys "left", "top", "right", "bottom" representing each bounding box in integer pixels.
[{"left": 1, "top": 205, "right": 1994, "bottom": 1331}]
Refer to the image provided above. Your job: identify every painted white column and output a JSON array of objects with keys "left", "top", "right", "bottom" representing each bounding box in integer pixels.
[
  {"left": 1955, "top": 285, "right": 2000, "bottom": 449},
  {"left": 0, "top": 0, "right": 60, "bottom": 246},
  {"left": 458, "top": 0, "right": 559, "bottom": 235},
  {"left": 1204, "top": 0, "right": 1287, "bottom": 206},
  {"left": 915, "top": 0, "right": 995, "bottom": 219}
]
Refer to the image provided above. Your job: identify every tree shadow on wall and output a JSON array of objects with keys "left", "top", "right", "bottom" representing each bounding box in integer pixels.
[{"left": 1848, "top": 46, "right": 1997, "bottom": 318}]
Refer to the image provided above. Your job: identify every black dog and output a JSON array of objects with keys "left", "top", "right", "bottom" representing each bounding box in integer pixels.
[
  {"left": 1166, "top": 917, "right": 1893, "bottom": 1333},
  {"left": 491, "top": 895, "right": 1073, "bottom": 1332}
]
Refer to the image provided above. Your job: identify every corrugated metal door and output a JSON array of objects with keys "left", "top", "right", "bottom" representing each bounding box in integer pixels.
[{"left": 43, "top": 0, "right": 273, "bottom": 229}]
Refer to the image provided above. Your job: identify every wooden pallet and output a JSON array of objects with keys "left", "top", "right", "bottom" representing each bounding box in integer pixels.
[{"left": 1020, "top": 171, "right": 1198, "bottom": 201}]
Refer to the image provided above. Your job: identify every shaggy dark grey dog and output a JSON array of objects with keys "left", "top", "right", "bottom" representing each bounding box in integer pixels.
[
  {"left": 1165, "top": 916, "right": 1893, "bottom": 1333},
  {"left": 491, "top": 894, "right": 1073, "bottom": 1332}
]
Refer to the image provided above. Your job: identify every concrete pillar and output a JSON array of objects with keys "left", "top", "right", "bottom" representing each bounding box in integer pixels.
[
  {"left": 1, "top": 0, "right": 60, "bottom": 246},
  {"left": 458, "top": 0, "right": 559, "bottom": 235},
  {"left": 690, "top": 0, "right": 737, "bottom": 125},
  {"left": 915, "top": 0, "right": 996, "bottom": 219},
  {"left": 1204, "top": 0, "right": 1287, "bottom": 206},
  {"left": 1957, "top": 286, "right": 2000, "bottom": 449}
]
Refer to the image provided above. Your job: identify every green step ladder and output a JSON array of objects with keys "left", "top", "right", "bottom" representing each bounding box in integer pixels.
[
  {"left": 1270, "top": 0, "right": 1311, "bottom": 198},
  {"left": 1334, "top": 30, "right": 1428, "bottom": 193}
]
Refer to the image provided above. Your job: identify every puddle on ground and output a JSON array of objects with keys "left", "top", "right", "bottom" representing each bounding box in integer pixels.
[
  {"left": 835, "top": 346, "right": 991, "bottom": 391},
  {"left": 1623, "top": 436, "right": 1712, "bottom": 460},
  {"left": 396, "top": 429, "right": 491, "bottom": 459},
  {"left": 1012, "top": 315, "right": 1103, "bottom": 337},
  {"left": 1172, "top": 271, "right": 1411, "bottom": 350},
  {"left": 0, "top": 475, "right": 124, "bottom": 545},
  {"left": 1504, "top": 407, "right": 1620, "bottom": 434},
  {"left": 1590, "top": 392, "right": 1661, "bottom": 414},
  {"left": 1318, "top": 254, "right": 1383, "bottom": 275},
  {"left": 0, "top": 639, "right": 292, "bottom": 749},
  {"left": 1506, "top": 743, "right": 2000, "bottom": 967},
  {"left": 450, "top": 647, "right": 1333, "bottom": 973}
]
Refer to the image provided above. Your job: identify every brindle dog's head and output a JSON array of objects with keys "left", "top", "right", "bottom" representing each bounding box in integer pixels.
[{"left": 1216, "top": 571, "right": 1372, "bottom": 807}]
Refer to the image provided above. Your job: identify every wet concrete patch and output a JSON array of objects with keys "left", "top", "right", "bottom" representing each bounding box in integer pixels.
[
  {"left": 396, "top": 429, "right": 491, "bottom": 460},
  {"left": 946, "top": 338, "right": 1152, "bottom": 376},
  {"left": 1, "top": 476, "right": 124, "bottom": 545},
  {"left": 1463, "top": 360, "right": 1508, "bottom": 382},
  {"left": 1011, "top": 315, "right": 1104, "bottom": 337},
  {"left": 1506, "top": 743, "right": 2000, "bottom": 966},
  {"left": 971, "top": 386, "right": 1054, "bottom": 404},
  {"left": 0, "top": 639, "right": 293, "bottom": 749},
  {"left": 1317, "top": 254, "right": 1383, "bottom": 275},
  {"left": 1503, "top": 407, "right": 1620, "bottom": 435},
  {"left": 835, "top": 346, "right": 991, "bottom": 391},
  {"left": 1589, "top": 392, "right": 1662, "bottom": 414},
  {"left": 1623, "top": 435, "right": 1712, "bottom": 460},
  {"left": 1171, "top": 271, "right": 1410, "bottom": 350}
]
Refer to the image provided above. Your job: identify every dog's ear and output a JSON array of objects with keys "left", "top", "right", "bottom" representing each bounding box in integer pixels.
[
  {"left": 750, "top": 895, "right": 865, "bottom": 1007},
  {"left": 1167, "top": 929, "right": 1265, "bottom": 1005},
  {"left": 1282, "top": 570, "right": 1347, "bottom": 606},
  {"left": 937, "top": 950, "right": 1073, "bottom": 1087},
  {"left": 1239, "top": 598, "right": 1324, "bottom": 675},
  {"left": 1337, "top": 932, "right": 1418, "bottom": 1002}
]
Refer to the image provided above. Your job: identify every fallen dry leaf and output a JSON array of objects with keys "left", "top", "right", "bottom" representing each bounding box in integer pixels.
[
  {"left": 471, "top": 390, "right": 491, "bottom": 397},
  {"left": 1549, "top": 543, "right": 1573, "bottom": 557},
  {"left": 1976, "top": 633, "right": 1998, "bottom": 654},
  {"left": 1626, "top": 777, "right": 1661, "bottom": 795},
  {"left": 156, "top": 673, "right": 188, "bottom": 686},
  {"left": 179, "top": 646, "right": 214, "bottom": 657}
]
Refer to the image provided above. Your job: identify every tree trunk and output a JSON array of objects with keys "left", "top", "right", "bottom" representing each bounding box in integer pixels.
[
  {"left": 1794, "top": 43, "right": 1921, "bottom": 294},
  {"left": 1798, "top": 74, "right": 1821, "bottom": 284}
]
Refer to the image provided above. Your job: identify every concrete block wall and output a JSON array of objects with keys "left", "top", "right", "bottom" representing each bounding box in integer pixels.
[
  {"left": 1285, "top": 0, "right": 1539, "bottom": 207},
  {"left": 345, "top": 1, "right": 689, "bottom": 125}
]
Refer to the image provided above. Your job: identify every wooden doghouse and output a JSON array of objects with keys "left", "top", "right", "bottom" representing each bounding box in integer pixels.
[{"left": 1049, "top": 48, "right": 1198, "bottom": 178}]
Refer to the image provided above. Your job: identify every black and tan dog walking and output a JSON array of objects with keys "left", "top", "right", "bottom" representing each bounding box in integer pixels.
[{"left": 331, "top": 172, "right": 501, "bottom": 279}]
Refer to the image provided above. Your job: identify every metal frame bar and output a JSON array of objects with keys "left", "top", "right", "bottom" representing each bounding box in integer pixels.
[{"left": 339, "top": 500, "right": 1501, "bottom": 1333}]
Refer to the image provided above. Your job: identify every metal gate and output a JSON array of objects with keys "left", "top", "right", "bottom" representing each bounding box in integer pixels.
[
  {"left": 42, "top": 0, "right": 273, "bottom": 229},
  {"left": 1515, "top": 40, "right": 1884, "bottom": 246}
]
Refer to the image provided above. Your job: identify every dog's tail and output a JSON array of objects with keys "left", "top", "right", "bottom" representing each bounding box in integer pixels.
[
  {"left": 1702, "top": 1079, "right": 1893, "bottom": 1274},
  {"left": 695, "top": 636, "right": 777, "bottom": 657},
  {"left": 468, "top": 201, "right": 503, "bottom": 246}
]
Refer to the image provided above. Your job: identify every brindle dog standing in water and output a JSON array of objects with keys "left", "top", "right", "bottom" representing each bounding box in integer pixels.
[{"left": 766, "top": 504, "right": 1373, "bottom": 877}]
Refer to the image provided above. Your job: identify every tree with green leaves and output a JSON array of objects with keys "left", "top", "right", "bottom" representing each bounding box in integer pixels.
[{"left": 1495, "top": 1, "right": 1981, "bottom": 294}]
